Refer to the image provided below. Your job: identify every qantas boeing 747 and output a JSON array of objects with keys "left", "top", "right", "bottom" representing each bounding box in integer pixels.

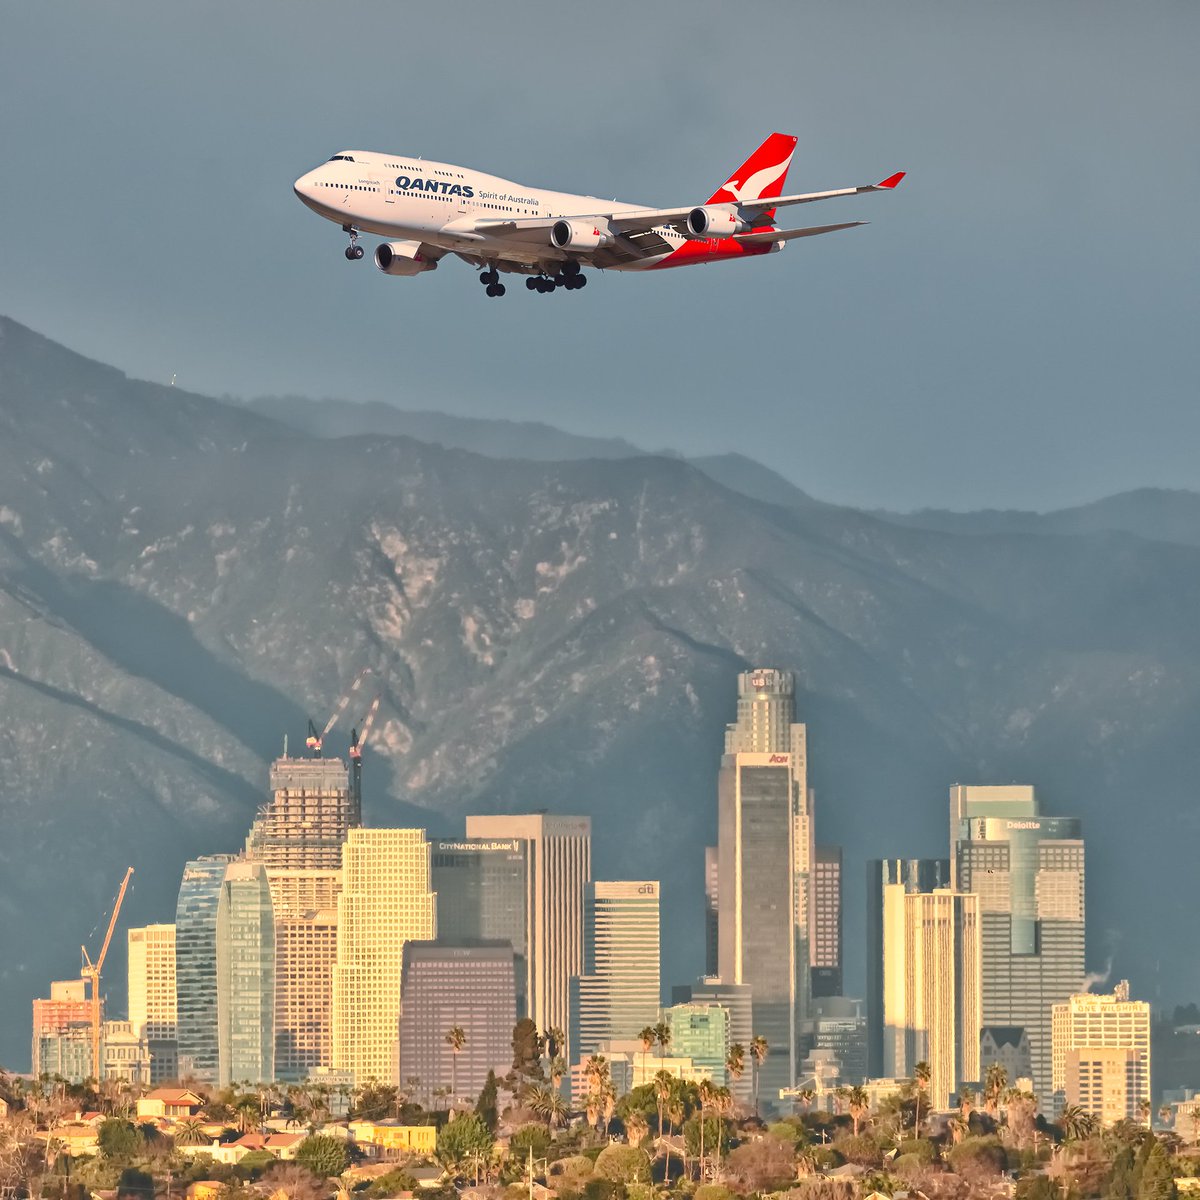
[{"left": 292, "top": 133, "right": 904, "bottom": 297}]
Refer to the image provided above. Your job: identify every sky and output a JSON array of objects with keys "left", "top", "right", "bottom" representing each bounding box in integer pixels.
[{"left": 1, "top": 0, "right": 1197, "bottom": 512}]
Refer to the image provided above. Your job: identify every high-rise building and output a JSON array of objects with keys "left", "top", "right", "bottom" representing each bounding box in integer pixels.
[
  {"left": 398, "top": 940, "right": 517, "bottom": 1107},
  {"left": 666, "top": 1003, "right": 729, "bottom": 1085},
  {"left": 176, "top": 854, "right": 235, "bottom": 1083},
  {"left": 1052, "top": 981, "right": 1150, "bottom": 1125},
  {"left": 127, "top": 924, "right": 178, "bottom": 1083},
  {"left": 952, "top": 785, "right": 1086, "bottom": 1104},
  {"left": 102, "top": 1020, "right": 151, "bottom": 1085},
  {"left": 32, "top": 981, "right": 91, "bottom": 1081},
  {"left": 463, "top": 813, "right": 591, "bottom": 1052},
  {"left": 812, "top": 845, "right": 842, "bottom": 998},
  {"left": 704, "top": 847, "right": 719, "bottom": 979},
  {"left": 570, "top": 881, "right": 661, "bottom": 1060},
  {"left": 980, "top": 1026, "right": 1032, "bottom": 1085},
  {"left": 866, "top": 859, "right": 950, "bottom": 1077},
  {"left": 270, "top": 872, "right": 340, "bottom": 1082},
  {"left": 879, "top": 888, "right": 981, "bottom": 1110},
  {"left": 803, "top": 996, "right": 869, "bottom": 1087},
  {"left": 245, "top": 755, "right": 355, "bottom": 1083},
  {"left": 333, "top": 828, "right": 437, "bottom": 1085},
  {"left": 248, "top": 756, "right": 355, "bottom": 868},
  {"left": 717, "top": 668, "right": 811, "bottom": 1109},
  {"left": 216, "top": 861, "right": 275, "bottom": 1086},
  {"left": 430, "top": 837, "right": 529, "bottom": 1017},
  {"left": 675, "top": 978, "right": 754, "bottom": 1105}
]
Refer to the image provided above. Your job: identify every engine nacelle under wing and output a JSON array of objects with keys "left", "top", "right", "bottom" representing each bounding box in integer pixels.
[
  {"left": 374, "top": 241, "right": 439, "bottom": 276},
  {"left": 687, "top": 204, "right": 751, "bottom": 238},
  {"left": 550, "top": 219, "right": 613, "bottom": 252}
]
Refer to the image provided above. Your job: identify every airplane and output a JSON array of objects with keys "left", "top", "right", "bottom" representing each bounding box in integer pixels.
[{"left": 292, "top": 133, "right": 903, "bottom": 298}]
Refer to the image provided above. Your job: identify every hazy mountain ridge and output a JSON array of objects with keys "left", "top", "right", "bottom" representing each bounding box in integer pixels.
[{"left": 3, "top": 315, "right": 1200, "bottom": 1068}]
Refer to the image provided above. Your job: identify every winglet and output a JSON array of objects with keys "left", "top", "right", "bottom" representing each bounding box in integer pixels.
[{"left": 877, "top": 171, "right": 906, "bottom": 189}]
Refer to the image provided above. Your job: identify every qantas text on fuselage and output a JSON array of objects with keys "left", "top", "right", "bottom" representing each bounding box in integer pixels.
[{"left": 292, "top": 133, "right": 904, "bottom": 297}]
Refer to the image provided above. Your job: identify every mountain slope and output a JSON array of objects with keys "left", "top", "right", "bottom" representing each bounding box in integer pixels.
[{"left": 3, "top": 316, "right": 1199, "bottom": 1069}]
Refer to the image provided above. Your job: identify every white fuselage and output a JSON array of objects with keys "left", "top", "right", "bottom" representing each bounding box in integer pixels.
[{"left": 293, "top": 150, "right": 690, "bottom": 272}]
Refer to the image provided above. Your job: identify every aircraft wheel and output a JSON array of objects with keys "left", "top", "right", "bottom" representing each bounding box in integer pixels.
[
  {"left": 562, "top": 260, "right": 581, "bottom": 277},
  {"left": 344, "top": 246, "right": 358, "bottom": 260},
  {"left": 481, "top": 268, "right": 499, "bottom": 285},
  {"left": 526, "top": 278, "right": 538, "bottom": 291},
  {"left": 353, "top": 245, "right": 364, "bottom": 259},
  {"left": 494, "top": 283, "right": 506, "bottom": 297},
  {"left": 575, "top": 274, "right": 588, "bottom": 288}
]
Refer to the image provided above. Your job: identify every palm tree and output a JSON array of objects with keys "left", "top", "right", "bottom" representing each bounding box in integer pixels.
[
  {"left": 626, "top": 1110, "right": 649, "bottom": 1147},
  {"left": 445, "top": 1025, "right": 466, "bottom": 1102},
  {"left": 234, "top": 1092, "right": 261, "bottom": 1133},
  {"left": 654, "top": 1021, "right": 672, "bottom": 1066},
  {"left": 1137, "top": 1098, "right": 1151, "bottom": 1128},
  {"left": 654, "top": 1069, "right": 674, "bottom": 1137},
  {"left": 1057, "top": 1103, "right": 1096, "bottom": 1144},
  {"left": 725, "top": 1043, "right": 745, "bottom": 1096},
  {"left": 749, "top": 1035, "right": 769, "bottom": 1116},
  {"left": 1159, "top": 1105, "right": 1173, "bottom": 1130},
  {"left": 911, "top": 1062, "right": 930, "bottom": 1135},
  {"left": 174, "top": 1117, "right": 208, "bottom": 1146},
  {"left": 983, "top": 1062, "right": 1008, "bottom": 1118},
  {"left": 697, "top": 1078, "right": 715, "bottom": 1177},
  {"left": 798, "top": 1087, "right": 816, "bottom": 1113},
  {"left": 848, "top": 1085, "right": 870, "bottom": 1136},
  {"left": 640, "top": 1027, "right": 656, "bottom": 1083},
  {"left": 1190, "top": 1104, "right": 1200, "bottom": 1145},
  {"left": 545, "top": 1027, "right": 565, "bottom": 1062},
  {"left": 712, "top": 1086, "right": 733, "bottom": 1170},
  {"left": 959, "top": 1085, "right": 976, "bottom": 1125}
]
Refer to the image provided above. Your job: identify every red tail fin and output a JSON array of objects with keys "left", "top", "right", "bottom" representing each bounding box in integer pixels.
[{"left": 707, "top": 133, "right": 798, "bottom": 206}]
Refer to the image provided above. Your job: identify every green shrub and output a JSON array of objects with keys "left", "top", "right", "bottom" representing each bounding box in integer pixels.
[
  {"left": 553, "top": 1156, "right": 595, "bottom": 1181},
  {"left": 593, "top": 1145, "right": 652, "bottom": 1184},
  {"left": 694, "top": 1185, "right": 735, "bottom": 1200},
  {"left": 894, "top": 1138, "right": 936, "bottom": 1165}
]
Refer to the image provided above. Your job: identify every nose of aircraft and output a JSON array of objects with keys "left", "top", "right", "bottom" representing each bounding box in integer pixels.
[{"left": 293, "top": 170, "right": 318, "bottom": 207}]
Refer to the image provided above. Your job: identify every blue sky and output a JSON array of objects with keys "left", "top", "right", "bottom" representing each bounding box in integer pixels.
[{"left": 2, "top": 0, "right": 1197, "bottom": 511}]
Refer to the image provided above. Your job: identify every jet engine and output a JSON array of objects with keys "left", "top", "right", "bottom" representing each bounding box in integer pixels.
[
  {"left": 550, "top": 220, "right": 613, "bottom": 252},
  {"left": 374, "top": 241, "right": 438, "bottom": 276},
  {"left": 686, "top": 205, "right": 751, "bottom": 238}
]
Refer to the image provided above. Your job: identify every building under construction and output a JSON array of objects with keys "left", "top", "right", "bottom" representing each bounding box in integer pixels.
[{"left": 246, "top": 756, "right": 356, "bottom": 870}]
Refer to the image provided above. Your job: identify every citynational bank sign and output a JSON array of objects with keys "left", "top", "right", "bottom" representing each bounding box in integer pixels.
[{"left": 435, "top": 839, "right": 523, "bottom": 854}]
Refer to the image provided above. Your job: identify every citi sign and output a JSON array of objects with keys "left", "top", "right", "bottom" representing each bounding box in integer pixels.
[{"left": 395, "top": 175, "right": 475, "bottom": 198}]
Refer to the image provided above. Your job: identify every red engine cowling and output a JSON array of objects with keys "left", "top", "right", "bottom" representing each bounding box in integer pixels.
[
  {"left": 374, "top": 241, "right": 438, "bottom": 276},
  {"left": 686, "top": 205, "right": 750, "bottom": 238}
]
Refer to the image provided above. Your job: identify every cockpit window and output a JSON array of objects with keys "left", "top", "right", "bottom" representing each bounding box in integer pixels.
[{"left": 327, "top": 154, "right": 356, "bottom": 162}]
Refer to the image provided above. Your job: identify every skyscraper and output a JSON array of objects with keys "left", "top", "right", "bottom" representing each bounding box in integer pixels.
[
  {"left": 248, "top": 756, "right": 355, "bottom": 869},
  {"left": 398, "top": 940, "right": 517, "bottom": 1107},
  {"left": 866, "top": 859, "right": 950, "bottom": 1077},
  {"left": 176, "top": 854, "right": 234, "bottom": 1084},
  {"left": 333, "top": 828, "right": 437, "bottom": 1085},
  {"left": 463, "top": 814, "right": 591, "bottom": 1052},
  {"left": 430, "top": 837, "right": 529, "bottom": 1016},
  {"left": 570, "top": 881, "right": 661, "bottom": 1060},
  {"left": 812, "top": 845, "right": 842, "bottom": 998},
  {"left": 247, "top": 753, "right": 354, "bottom": 1082},
  {"left": 127, "top": 924, "right": 178, "bottom": 1083},
  {"left": 717, "top": 668, "right": 811, "bottom": 1109},
  {"left": 704, "top": 846, "right": 719, "bottom": 979},
  {"left": 31, "top": 981, "right": 91, "bottom": 1082},
  {"left": 666, "top": 1003, "right": 730, "bottom": 1085},
  {"left": 675, "top": 978, "right": 754, "bottom": 1105},
  {"left": 216, "top": 861, "right": 275, "bottom": 1086},
  {"left": 952, "top": 785, "right": 1086, "bottom": 1104},
  {"left": 1052, "top": 981, "right": 1150, "bottom": 1124},
  {"left": 879, "top": 888, "right": 981, "bottom": 1110}
]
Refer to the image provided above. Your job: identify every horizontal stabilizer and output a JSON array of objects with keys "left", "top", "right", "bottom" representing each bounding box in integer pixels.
[{"left": 735, "top": 221, "right": 866, "bottom": 245}]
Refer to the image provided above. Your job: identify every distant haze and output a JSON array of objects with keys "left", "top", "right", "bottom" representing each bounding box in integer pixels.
[{"left": 1, "top": 0, "right": 1197, "bottom": 512}]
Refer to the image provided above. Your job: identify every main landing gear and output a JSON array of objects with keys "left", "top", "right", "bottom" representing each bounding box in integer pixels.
[
  {"left": 479, "top": 267, "right": 506, "bottom": 298},
  {"left": 526, "top": 261, "right": 588, "bottom": 294},
  {"left": 343, "top": 225, "right": 364, "bottom": 260}
]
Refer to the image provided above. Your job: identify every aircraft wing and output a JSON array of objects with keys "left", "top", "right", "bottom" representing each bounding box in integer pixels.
[
  {"left": 466, "top": 172, "right": 901, "bottom": 245},
  {"left": 734, "top": 221, "right": 867, "bottom": 245}
]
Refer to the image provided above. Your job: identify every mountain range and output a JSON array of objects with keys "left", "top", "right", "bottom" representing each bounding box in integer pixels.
[{"left": 3, "top": 313, "right": 1199, "bottom": 1071}]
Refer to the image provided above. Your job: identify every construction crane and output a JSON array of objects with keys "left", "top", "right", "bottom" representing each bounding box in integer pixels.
[
  {"left": 348, "top": 695, "right": 381, "bottom": 823},
  {"left": 81, "top": 866, "right": 134, "bottom": 1083},
  {"left": 307, "top": 668, "right": 372, "bottom": 757}
]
